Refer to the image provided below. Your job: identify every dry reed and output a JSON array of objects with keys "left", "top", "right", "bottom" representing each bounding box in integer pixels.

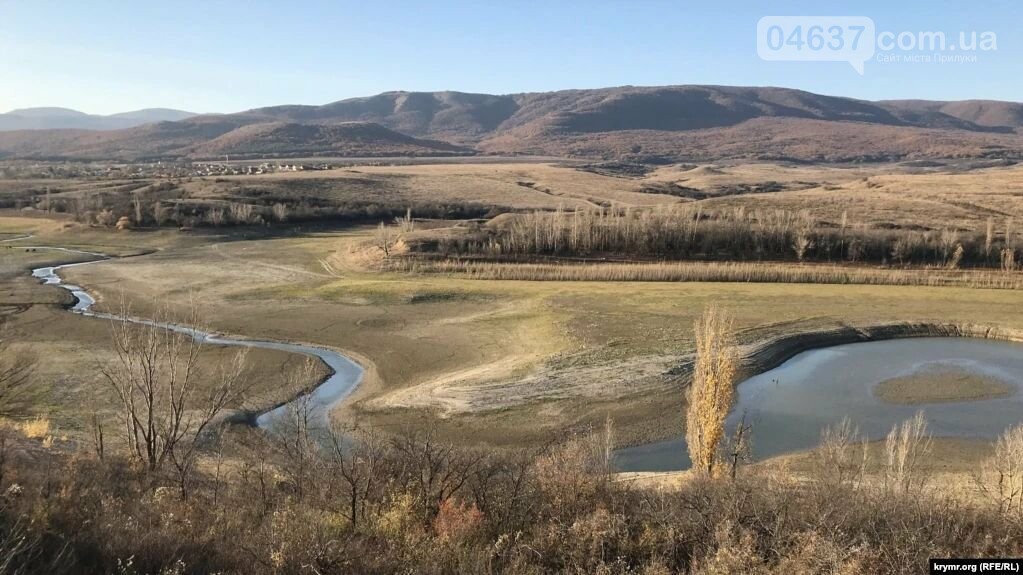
[{"left": 400, "top": 258, "right": 1023, "bottom": 289}]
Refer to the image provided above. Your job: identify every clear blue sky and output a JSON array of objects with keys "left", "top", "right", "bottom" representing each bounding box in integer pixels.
[{"left": 1, "top": 0, "right": 1018, "bottom": 114}]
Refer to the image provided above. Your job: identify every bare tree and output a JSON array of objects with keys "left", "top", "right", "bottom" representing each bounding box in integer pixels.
[
  {"left": 271, "top": 359, "right": 321, "bottom": 499},
  {"left": 947, "top": 243, "right": 964, "bottom": 270},
  {"left": 325, "top": 424, "right": 384, "bottom": 530},
  {"left": 686, "top": 306, "right": 739, "bottom": 478},
  {"left": 939, "top": 228, "right": 959, "bottom": 263},
  {"left": 395, "top": 208, "right": 415, "bottom": 233},
  {"left": 229, "top": 203, "right": 254, "bottom": 225},
  {"left": 884, "top": 411, "right": 932, "bottom": 495},
  {"left": 101, "top": 301, "right": 249, "bottom": 486},
  {"left": 890, "top": 235, "right": 913, "bottom": 265},
  {"left": 375, "top": 222, "right": 395, "bottom": 256},
  {"left": 207, "top": 208, "right": 225, "bottom": 227},
  {"left": 390, "top": 430, "right": 484, "bottom": 521},
  {"left": 271, "top": 203, "right": 289, "bottom": 223},
  {"left": 984, "top": 217, "right": 995, "bottom": 263},
  {"left": 978, "top": 424, "right": 1023, "bottom": 515},
  {"left": 1002, "top": 248, "right": 1018, "bottom": 273},
  {"left": 726, "top": 411, "right": 752, "bottom": 481},
  {"left": 71, "top": 196, "right": 87, "bottom": 222},
  {"left": 132, "top": 192, "right": 144, "bottom": 225},
  {"left": 152, "top": 201, "right": 169, "bottom": 226},
  {"left": 814, "top": 417, "right": 868, "bottom": 490},
  {"left": 792, "top": 231, "right": 814, "bottom": 262}
]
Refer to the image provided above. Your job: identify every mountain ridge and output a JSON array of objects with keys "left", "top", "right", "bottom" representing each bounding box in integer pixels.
[
  {"left": 0, "top": 107, "right": 198, "bottom": 131},
  {"left": 1, "top": 86, "right": 1020, "bottom": 162}
]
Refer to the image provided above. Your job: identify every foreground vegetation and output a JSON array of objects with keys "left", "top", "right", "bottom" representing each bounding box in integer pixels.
[{"left": 0, "top": 414, "right": 1018, "bottom": 574}]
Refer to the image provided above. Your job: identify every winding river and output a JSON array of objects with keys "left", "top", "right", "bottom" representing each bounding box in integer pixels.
[
  {"left": 616, "top": 337, "right": 1023, "bottom": 472},
  {"left": 9, "top": 238, "right": 364, "bottom": 432},
  {"left": 10, "top": 238, "right": 1023, "bottom": 468}
]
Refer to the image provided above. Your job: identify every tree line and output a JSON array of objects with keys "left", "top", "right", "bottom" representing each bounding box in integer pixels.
[{"left": 423, "top": 206, "right": 1021, "bottom": 270}]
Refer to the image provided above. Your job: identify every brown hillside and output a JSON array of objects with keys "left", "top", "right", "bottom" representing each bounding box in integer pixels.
[
  {"left": 0, "top": 85, "right": 1020, "bottom": 161},
  {"left": 188, "top": 122, "right": 472, "bottom": 159},
  {"left": 478, "top": 117, "right": 1023, "bottom": 163}
]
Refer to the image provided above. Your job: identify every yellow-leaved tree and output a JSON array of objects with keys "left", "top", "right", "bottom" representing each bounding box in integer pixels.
[{"left": 686, "top": 306, "right": 739, "bottom": 478}]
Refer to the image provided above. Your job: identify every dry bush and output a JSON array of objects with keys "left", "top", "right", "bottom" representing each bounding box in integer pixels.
[
  {"left": 271, "top": 202, "right": 288, "bottom": 223},
  {"left": 17, "top": 417, "right": 49, "bottom": 440},
  {"left": 533, "top": 428, "right": 614, "bottom": 515},
  {"left": 374, "top": 222, "right": 395, "bottom": 256},
  {"left": 94, "top": 208, "right": 115, "bottom": 227},
  {"left": 228, "top": 202, "right": 254, "bottom": 225},
  {"left": 432, "top": 497, "right": 483, "bottom": 541},
  {"left": 813, "top": 417, "right": 868, "bottom": 490},
  {"left": 686, "top": 307, "right": 738, "bottom": 478},
  {"left": 0, "top": 421, "right": 1012, "bottom": 574},
  {"left": 205, "top": 207, "right": 225, "bottom": 226},
  {"left": 979, "top": 424, "right": 1023, "bottom": 515},
  {"left": 395, "top": 208, "right": 415, "bottom": 233},
  {"left": 884, "top": 411, "right": 933, "bottom": 495}
]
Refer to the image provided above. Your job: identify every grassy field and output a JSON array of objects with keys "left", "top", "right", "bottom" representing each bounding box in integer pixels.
[{"left": 8, "top": 159, "right": 1022, "bottom": 229}]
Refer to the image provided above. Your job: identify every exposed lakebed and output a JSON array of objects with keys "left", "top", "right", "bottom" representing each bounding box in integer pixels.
[
  {"left": 13, "top": 241, "right": 1023, "bottom": 467},
  {"left": 616, "top": 337, "right": 1023, "bottom": 472},
  {"left": 19, "top": 242, "right": 363, "bottom": 432}
]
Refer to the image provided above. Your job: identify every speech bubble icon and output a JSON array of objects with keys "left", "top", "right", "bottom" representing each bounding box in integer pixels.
[{"left": 757, "top": 16, "right": 876, "bottom": 75}]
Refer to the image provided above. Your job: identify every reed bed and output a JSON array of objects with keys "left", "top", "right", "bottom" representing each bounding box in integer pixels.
[{"left": 398, "top": 258, "right": 1023, "bottom": 289}]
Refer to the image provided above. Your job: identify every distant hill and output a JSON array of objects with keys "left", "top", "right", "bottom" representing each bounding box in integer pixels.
[
  {"left": 1, "top": 86, "right": 1020, "bottom": 162},
  {"left": 878, "top": 100, "right": 1023, "bottom": 131},
  {"left": 0, "top": 120, "right": 471, "bottom": 161},
  {"left": 0, "top": 107, "right": 198, "bottom": 131},
  {"left": 189, "top": 122, "right": 472, "bottom": 159}
]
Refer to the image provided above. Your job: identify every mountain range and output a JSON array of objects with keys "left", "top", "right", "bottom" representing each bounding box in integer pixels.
[
  {"left": 0, "top": 107, "right": 197, "bottom": 131},
  {"left": 1, "top": 86, "right": 1021, "bottom": 162}
]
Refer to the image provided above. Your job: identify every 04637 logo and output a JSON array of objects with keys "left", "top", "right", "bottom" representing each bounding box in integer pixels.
[{"left": 757, "top": 16, "right": 997, "bottom": 74}]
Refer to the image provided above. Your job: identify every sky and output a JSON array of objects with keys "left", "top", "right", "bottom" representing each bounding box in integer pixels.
[{"left": 0, "top": 0, "right": 1019, "bottom": 115}]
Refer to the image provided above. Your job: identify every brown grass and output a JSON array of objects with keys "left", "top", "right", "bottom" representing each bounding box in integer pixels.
[{"left": 402, "top": 258, "right": 1023, "bottom": 289}]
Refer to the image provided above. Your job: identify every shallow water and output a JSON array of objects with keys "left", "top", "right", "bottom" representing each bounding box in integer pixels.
[
  {"left": 615, "top": 337, "right": 1023, "bottom": 472},
  {"left": 19, "top": 242, "right": 363, "bottom": 432}
]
